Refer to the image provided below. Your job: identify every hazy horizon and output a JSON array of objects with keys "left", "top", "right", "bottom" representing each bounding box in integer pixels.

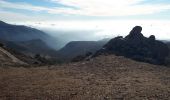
[
  {"left": 11, "top": 20, "right": 170, "bottom": 41},
  {"left": 0, "top": 0, "right": 170, "bottom": 45}
]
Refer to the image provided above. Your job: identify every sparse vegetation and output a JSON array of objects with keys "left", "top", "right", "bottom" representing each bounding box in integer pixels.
[
  {"left": 72, "top": 52, "right": 92, "bottom": 62},
  {"left": 34, "top": 54, "right": 63, "bottom": 65},
  {"left": 0, "top": 55, "right": 170, "bottom": 100}
]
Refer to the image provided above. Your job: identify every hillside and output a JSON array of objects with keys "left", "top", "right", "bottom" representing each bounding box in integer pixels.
[
  {"left": 3, "top": 39, "right": 59, "bottom": 57},
  {"left": 0, "top": 46, "right": 27, "bottom": 66},
  {"left": 0, "top": 55, "right": 170, "bottom": 99},
  {"left": 0, "top": 21, "right": 59, "bottom": 56},
  {"left": 58, "top": 39, "right": 109, "bottom": 60}
]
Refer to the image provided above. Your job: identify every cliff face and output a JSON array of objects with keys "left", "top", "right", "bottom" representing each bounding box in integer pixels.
[{"left": 94, "top": 26, "right": 169, "bottom": 65}]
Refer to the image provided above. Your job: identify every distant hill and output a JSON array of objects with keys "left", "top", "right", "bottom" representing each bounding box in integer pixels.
[
  {"left": 2, "top": 39, "right": 59, "bottom": 57},
  {"left": 0, "top": 20, "right": 59, "bottom": 57},
  {"left": 0, "top": 42, "right": 60, "bottom": 66},
  {"left": 58, "top": 39, "right": 109, "bottom": 60}
]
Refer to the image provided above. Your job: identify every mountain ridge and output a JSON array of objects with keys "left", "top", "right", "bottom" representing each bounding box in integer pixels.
[
  {"left": 0, "top": 20, "right": 60, "bottom": 48},
  {"left": 0, "top": 20, "right": 59, "bottom": 57},
  {"left": 94, "top": 26, "right": 169, "bottom": 65},
  {"left": 58, "top": 39, "right": 109, "bottom": 61}
]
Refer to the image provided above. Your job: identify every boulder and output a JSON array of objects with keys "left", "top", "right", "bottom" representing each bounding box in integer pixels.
[{"left": 125, "top": 26, "right": 144, "bottom": 40}]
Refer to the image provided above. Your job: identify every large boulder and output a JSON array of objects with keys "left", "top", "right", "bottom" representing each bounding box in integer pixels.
[
  {"left": 125, "top": 26, "right": 144, "bottom": 40},
  {"left": 94, "top": 26, "right": 169, "bottom": 65}
]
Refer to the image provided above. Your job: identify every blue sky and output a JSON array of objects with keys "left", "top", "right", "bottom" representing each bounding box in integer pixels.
[
  {"left": 0, "top": 0, "right": 170, "bottom": 41},
  {"left": 0, "top": 0, "right": 170, "bottom": 22}
]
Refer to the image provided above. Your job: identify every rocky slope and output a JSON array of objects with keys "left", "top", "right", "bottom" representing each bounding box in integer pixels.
[
  {"left": 94, "top": 26, "right": 169, "bottom": 65},
  {"left": 0, "top": 46, "right": 27, "bottom": 66},
  {"left": 0, "top": 55, "right": 170, "bottom": 99},
  {"left": 0, "top": 42, "right": 47, "bottom": 66}
]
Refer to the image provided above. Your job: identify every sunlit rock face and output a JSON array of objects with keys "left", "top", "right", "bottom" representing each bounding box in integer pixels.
[{"left": 94, "top": 26, "right": 169, "bottom": 65}]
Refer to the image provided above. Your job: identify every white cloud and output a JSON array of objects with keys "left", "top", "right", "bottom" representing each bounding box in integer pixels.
[
  {"left": 0, "top": 9, "right": 32, "bottom": 22},
  {"left": 48, "top": 0, "right": 170, "bottom": 16},
  {"left": 0, "top": 0, "right": 170, "bottom": 17},
  {"left": 0, "top": 0, "right": 49, "bottom": 11},
  {"left": 0, "top": 9, "right": 51, "bottom": 22},
  {"left": 22, "top": 19, "right": 170, "bottom": 40}
]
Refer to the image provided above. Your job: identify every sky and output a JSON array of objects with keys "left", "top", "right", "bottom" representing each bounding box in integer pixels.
[{"left": 0, "top": 0, "right": 170, "bottom": 41}]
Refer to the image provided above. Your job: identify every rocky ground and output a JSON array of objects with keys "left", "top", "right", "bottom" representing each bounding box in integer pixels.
[{"left": 0, "top": 55, "right": 170, "bottom": 100}]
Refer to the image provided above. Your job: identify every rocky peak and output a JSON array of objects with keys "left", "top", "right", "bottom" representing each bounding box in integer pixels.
[
  {"left": 149, "top": 35, "right": 156, "bottom": 41},
  {"left": 125, "top": 26, "right": 144, "bottom": 40},
  {"left": 94, "top": 26, "right": 169, "bottom": 65}
]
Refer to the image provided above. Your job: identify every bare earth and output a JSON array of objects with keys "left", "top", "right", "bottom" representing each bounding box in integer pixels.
[{"left": 0, "top": 55, "right": 170, "bottom": 100}]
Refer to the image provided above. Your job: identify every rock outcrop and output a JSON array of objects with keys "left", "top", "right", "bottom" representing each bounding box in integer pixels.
[{"left": 94, "top": 26, "right": 169, "bottom": 65}]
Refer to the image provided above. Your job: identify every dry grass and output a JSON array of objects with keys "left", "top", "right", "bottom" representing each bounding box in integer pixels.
[{"left": 0, "top": 55, "right": 170, "bottom": 100}]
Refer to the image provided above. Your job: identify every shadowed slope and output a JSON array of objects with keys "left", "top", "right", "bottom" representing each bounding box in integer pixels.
[{"left": 0, "top": 46, "right": 27, "bottom": 66}]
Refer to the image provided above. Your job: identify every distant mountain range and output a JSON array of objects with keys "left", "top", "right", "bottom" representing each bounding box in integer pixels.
[
  {"left": 0, "top": 20, "right": 111, "bottom": 61},
  {"left": 0, "top": 21, "right": 59, "bottom": 57},
  {"left": 2, "top": 39, "right": 58, "bottom": 57}
]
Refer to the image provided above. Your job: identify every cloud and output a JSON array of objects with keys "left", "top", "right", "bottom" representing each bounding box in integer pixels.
[
  {"left": 0, "top": 9, "right": 33, "bottom": 22},
  {"left": 32, "top": 20, "right": 170, "bottom": 40},
  {"left": 0, "top": 0, "right": 49, "bottom": 12},
  {"left": 48, "top": 0, "right": 170, "bottom": 16},
  {"left": 0, "top": 0, "right": 170, "bottom": 17},
  {"left": 0, "top": 9, "right": 51, "bottom": 22}
]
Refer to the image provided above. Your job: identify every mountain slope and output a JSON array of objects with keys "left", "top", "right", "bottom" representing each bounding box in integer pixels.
[
  {"left": 0, "top": 47, "right": 26, "bottom": 64},
  {"left": 0, "top": 20, "right": 59, "bottom": 57},
  {"left": 58, "top": 39, "right": 109, "bottom": 60},
  {"left": 0, "top": 20, "right": 59, "bottom": 48},
  {"left": 5, "top": 39, "right": 58, "bottom": 57},
  {"left": 0, "top": 39, "right": 59, "bottom": 57},
  {"left": 0, "top": 46, "right": 27, "bottom": 66},
  {"left": 0, "top": 55, "right": 169, "bottom": 99}
]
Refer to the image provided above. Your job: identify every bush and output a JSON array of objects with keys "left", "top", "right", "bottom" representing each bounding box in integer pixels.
[
  {"left": 0, "top": 42, "right": 4, "bottom": 47},
  {"left": 72, "top": 55, "right": 85, "bottom": 62}
]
